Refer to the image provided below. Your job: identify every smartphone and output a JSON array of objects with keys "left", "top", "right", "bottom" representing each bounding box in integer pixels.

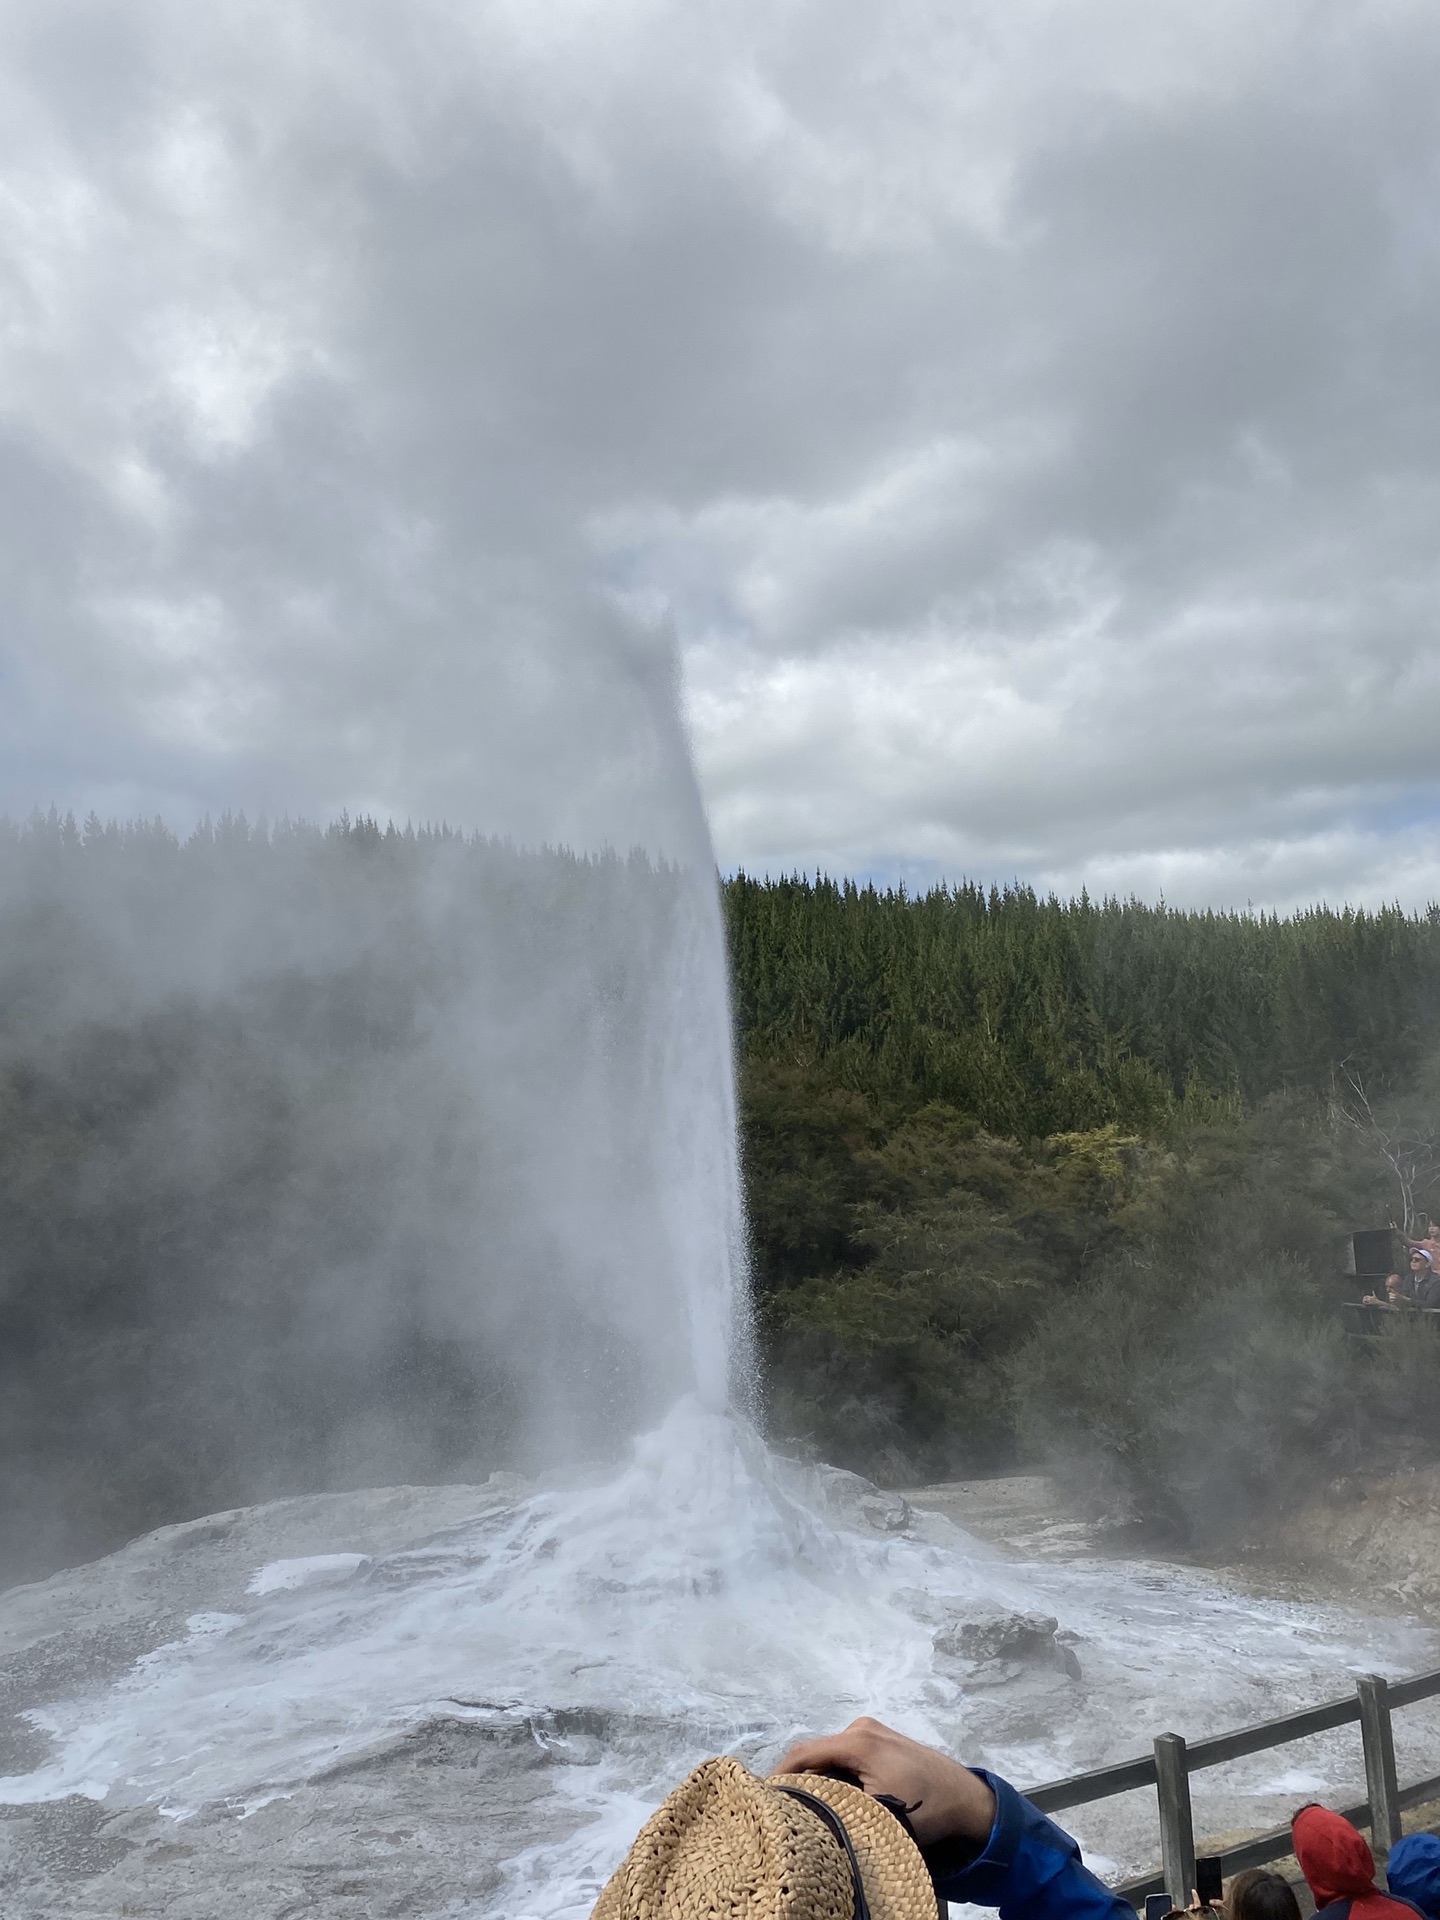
[
  {"left": 1196, "top": 1858, "right": 1224, "bottom": 1906},
  {"left": 1145, "top": 1896, "right": 1174, "bottom": 1920}
]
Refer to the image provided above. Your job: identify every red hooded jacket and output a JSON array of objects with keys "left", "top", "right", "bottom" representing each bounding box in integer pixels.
[{"left": 1292, "top": 1806, "right": 1426, "bottom": 1920}]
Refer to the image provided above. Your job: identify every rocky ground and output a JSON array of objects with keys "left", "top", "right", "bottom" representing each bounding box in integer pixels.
[
  {"left": 1254, "top": 1465, "right": 1440, "bottom": 1608},
  {"left": 0, "top": 1481, "right": 565, "bottom": 1919},
  {"left": 902, "top": 1468, "right": 1440, "bottom": 1915},
  {"left": 895, "top": 1474, "right": 1119, "bottom": 1562},
  {"left": 2, "top": 1464, "right": 1438, "bottom": 1918},
  {"left": 900, "top": 1465, "right": 1440, "bottom": 1611}
]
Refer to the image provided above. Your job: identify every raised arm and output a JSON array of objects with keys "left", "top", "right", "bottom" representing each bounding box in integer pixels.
[
  {"left": 777, "top": 1716, "right": 996, "bottom": 1844},
  {"left": 776, "top": 1719, "right": 1134, "bottom": 1920}
]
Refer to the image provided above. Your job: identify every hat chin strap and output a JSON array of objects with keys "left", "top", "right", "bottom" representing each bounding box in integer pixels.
[{"left": 772, "top": 1786, "right": 873, "bottom": 1920}]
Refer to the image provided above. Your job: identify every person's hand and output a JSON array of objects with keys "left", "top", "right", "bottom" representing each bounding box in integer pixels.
[{"left": 774, "top": 1717, "right": 996, "bottom": 1847}]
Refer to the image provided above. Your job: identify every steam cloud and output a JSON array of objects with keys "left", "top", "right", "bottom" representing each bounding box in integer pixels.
[
  {"left": 0, "top": 3, "right": 756, "bottom": 1578},
  {"left": 0, "top": 819, "right": 747, "bottom": 1582}
]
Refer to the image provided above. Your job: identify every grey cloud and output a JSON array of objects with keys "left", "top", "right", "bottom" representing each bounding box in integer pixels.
[
  {"left": 0, "top": 1, "right": 717, "bottom": 857},
  {"left": 1, "top": 1, "right": 1439, "bottom": 906}
]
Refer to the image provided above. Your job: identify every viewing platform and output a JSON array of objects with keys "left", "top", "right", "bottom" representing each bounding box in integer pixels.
[{"left": 1028, "top": 1665, "right": 1440, "bottom": 1913}]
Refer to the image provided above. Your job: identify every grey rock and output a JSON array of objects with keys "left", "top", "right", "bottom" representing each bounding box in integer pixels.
[
  {"left": 889, "top": 1586, "right": 948, "bottom": 1626},
  {"left": 780, "top": 1461, "right": 914, "bottom": 1535},
  {"left": 0, "top": 1480, "right": 549, "bottom": 1918},
  {"left": 933, "top": 1609, "right": 1061, "bottom": 1664},
  {"left": 860, "top": 1490, "right": 914, "bottom": 1533}
]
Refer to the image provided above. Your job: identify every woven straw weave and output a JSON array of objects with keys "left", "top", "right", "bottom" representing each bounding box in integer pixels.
[{"left": 592, "top": 1758, "right": 937, "bottom": 1920}]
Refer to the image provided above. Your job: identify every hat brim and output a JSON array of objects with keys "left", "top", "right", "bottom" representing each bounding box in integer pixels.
[{"left": 769, "top": 1771, "right": 939, "bottom": 1920}]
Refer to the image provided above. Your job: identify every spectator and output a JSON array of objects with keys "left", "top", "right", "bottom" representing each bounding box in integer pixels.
[
  {"left": 1364, "top": 1251, "right": 1440, "bottom": 1310},
  {"left": 1291, "top": 1804, "right": 1425, "bottom": 1920},
  {"left": 1224, "top": 1869, "right": 1302, "bottom": 1920},
  {"left": 1363, "top": 1272, "right": 1413, "bottom": 1308},
  {"left": 595, "top": 1717, "right": 1135, "bottom": 1920},
  {"left": 1386, "top": 1833, "right": 1440, "bottom": 1920},
  {"left": 1412, "top": 1250, "right": 1440, "bottom": 1307},
  {"left": 778, "top": 1718, "right": 1134, "bottom": 1920}
]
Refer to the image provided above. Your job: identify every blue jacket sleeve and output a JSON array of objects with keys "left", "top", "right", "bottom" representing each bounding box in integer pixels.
[{"left": 928, "top": 1771, "right": 1134, "bottom": 1920}]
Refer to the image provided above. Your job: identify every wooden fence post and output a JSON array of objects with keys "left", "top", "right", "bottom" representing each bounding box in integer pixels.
[
  {"left": 1155, "top": 1732, "right": 1196, "bottom": 1908},
  {"left": 1358, "top": 1675, "right": 1401, "bottom": 1863}
]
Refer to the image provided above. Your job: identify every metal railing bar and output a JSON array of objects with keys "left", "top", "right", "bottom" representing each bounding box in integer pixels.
[
  {"left": 1213, "top": 1800, "right": 1369, "bottom": 1877},
  {"left": 1398, "top": 1771, "right": 1440, "bottom": 1812},
  {"left": 1390, "top": 1672, "right": 1440, "bottom": 1711},
  {"left": 1171, "top": 1777, "right": 1440, "bottom": 1890},
  {"left": 1116, "top": 1801, "right": 1371, "bottom": 1907},
  {"left": 1186, "top": 1698, "right": 1362, "bottom": 1771},
  {"left": 1116, "top": 1868, "right": 1167, "bottom": 1903},
  {"left": 1027, "top": 1756, "right": 1159, "bottom": 1813},
  {"left": 1027, "top": 1665, "right": 1440, "bottom": 1812},
  {"left": 1020, "top": 1664, "right": 1440, "bottom": 1909}
]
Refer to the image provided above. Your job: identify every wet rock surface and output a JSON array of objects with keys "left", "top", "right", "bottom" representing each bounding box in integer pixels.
[
  {"left": 0, "top": 1479, "right": 548, "bottom": 1918},
  {"left": 896, "top": 1474, "right": 1115, "bottom": 1560},
  {"left": 1258, "top": 1465, "right": 1440, "bottom": 1607},
  {"left": 1, "top": 1463, "right": 1435, "bottom": 1916},
  {"left": 900, "top": 1465, "right": 1440, "bottom": 1618},
  {"left": 788, "top": 1461, "right": 914, "bottom": 1535},
  {"left": 0, "top": 1717, "right": 587, "bottom": 1918}
]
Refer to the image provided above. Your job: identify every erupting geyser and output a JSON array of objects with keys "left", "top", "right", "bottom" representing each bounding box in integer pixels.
[
  {"left": 1, "top": 11, "right": 1438, "bottom": 1914},
  {"left": 1, "top": 820, "right": 1437, "bottom": 1920}
]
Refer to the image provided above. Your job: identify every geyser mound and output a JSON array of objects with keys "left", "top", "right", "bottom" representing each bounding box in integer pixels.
[{"left": 3, "top": 1402, "right": 1437, "bottom": 1920}]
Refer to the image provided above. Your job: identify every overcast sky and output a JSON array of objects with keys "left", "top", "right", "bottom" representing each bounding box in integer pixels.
[{"left": 2, "top": 1, "right": 1439, "bottom": 907}]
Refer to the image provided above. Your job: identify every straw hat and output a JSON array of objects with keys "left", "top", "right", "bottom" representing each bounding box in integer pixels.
[{"left": 592, "top": 1756, "right": 939, "bottom": 1920}]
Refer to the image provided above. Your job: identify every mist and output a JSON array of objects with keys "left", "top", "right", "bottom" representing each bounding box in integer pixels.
[
  {"left": 0, "top": 4, "right": 764, "bottom": 1584},
  {"left": 0, "top": 814, "right": 747, "bottom": 1584}
]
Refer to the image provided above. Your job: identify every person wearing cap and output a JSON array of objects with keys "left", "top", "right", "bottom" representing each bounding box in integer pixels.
[
  {"left": 1290, "top": 1804, "right": 1425, "bottom": 1920},
  {"left": 1385, "top": 1833, "right": 1440, "bottom": 1920},
  {"left": 593, "top": 1716, "right": 1134, "bottom": 1920},
  {"left": 1365, "top": 1248, "right": 1440, "bottom": 1310},
  {"left": 1408, "top": 1247, "right": 1440, "bottom": 1307}
]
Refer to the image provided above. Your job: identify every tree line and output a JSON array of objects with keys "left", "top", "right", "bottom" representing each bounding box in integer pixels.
[
  {"left": 726, "top": 873, "right": 1440, "bottom": 1130},
  {"left": 4, "top": 830, "right": 1439, "bottom": 1586},
  {"left": 724, "top": 874, "right": 1440, "bottom": 1538}
]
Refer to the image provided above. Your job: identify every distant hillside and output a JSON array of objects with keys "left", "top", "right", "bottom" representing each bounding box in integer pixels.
[
  {"left": 724, "top": 873, "right": 1440, "bottom": 1134},
  {"left": 724, "top": 874, "right": 1440, "bottom": 1537}
]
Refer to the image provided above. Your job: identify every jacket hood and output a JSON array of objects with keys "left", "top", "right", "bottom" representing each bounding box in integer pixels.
[
  {"left": 1293, "top": 1806, "right": 1377, "bottom": 1905},
  {"left": 1386, "top": 1834, "right": 1440, "bottom": 1919}
]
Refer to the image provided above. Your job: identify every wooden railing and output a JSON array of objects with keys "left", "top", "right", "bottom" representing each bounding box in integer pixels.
[{"left": 1023, "top": 1667, "right": 1440, "bottom": 1909}]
